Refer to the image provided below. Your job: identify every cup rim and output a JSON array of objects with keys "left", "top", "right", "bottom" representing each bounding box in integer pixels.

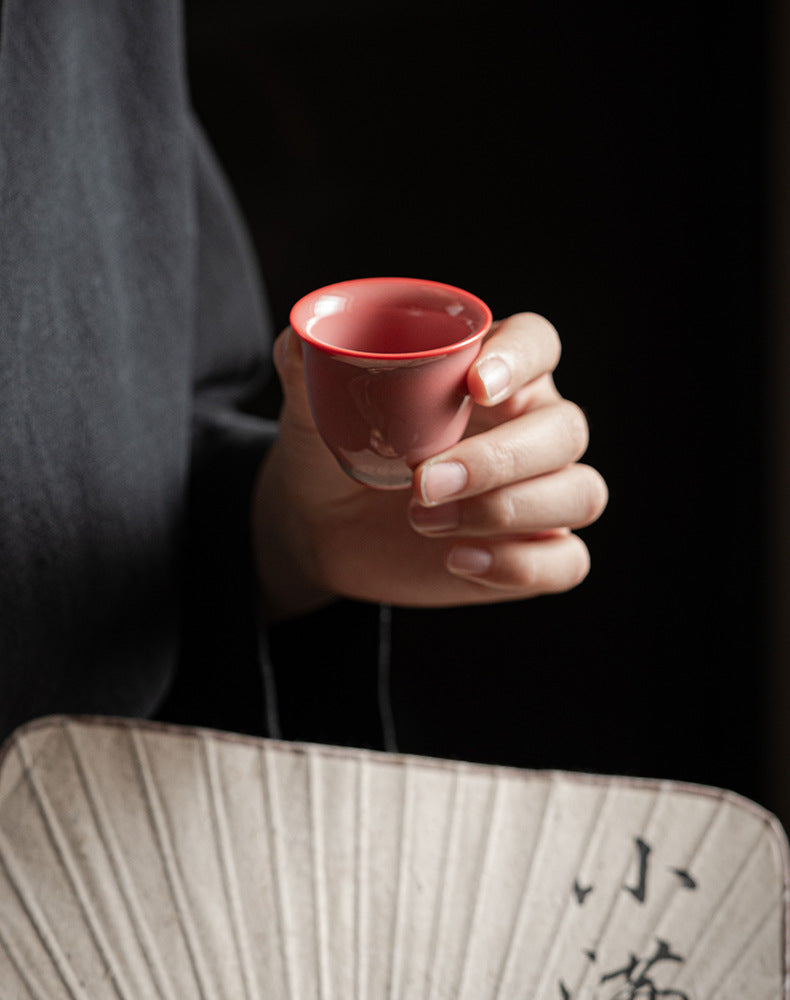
[{"left": 289, "top": 277, "right": 493, "bottom": 360}]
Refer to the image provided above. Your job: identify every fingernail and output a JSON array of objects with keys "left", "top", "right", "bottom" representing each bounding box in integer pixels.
[
  {"left": 420, "top": 461, "right": 468, "bottom": 505},
  {"left": 447, "top": 545, "right": 493, "bottom": 577},
  {"left": 476, "top": 357, "right": 511, "bottom": 401},
  {"left": 409, "top": 500, "right": 460, "bottom": 534}
]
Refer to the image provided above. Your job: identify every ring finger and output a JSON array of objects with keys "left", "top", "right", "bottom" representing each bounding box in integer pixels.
[{"left": 410, "top": 463, "right": 608, "bottom": 537}]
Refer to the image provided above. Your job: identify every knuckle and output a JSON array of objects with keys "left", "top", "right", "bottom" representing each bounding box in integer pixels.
[
  {"left": 539, "top": 316, "right": 562, "bottom": 367},
  {"left": 560, "top": 401, "right": 590, "bottom": 459},
  {"left": 576, "top": 467, "right": 609, "bottom": 526},
  {"left": 568, "top": 538, "right": 592, "bottom": 588},
  {"left": 512, "top": 548, "right": 541, "bottom": 591},
  {"left": 523, "top": 535, "right": 590, "bottom": 595},
  {"left": 520, "top": 313, "right": 562, "bottom": 370},
  {"left": 489, "top": 489, "right": 518, "bottom": 531},
  {"left": 485, "top": 436, "right": 521, "bottom": 484}
]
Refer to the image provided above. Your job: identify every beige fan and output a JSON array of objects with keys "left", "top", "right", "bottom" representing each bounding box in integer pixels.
[{"left": 0, "top": 716, "right": 786, "bottom": 1000}]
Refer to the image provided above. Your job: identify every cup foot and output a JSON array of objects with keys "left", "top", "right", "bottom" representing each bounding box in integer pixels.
[
  {"left": 341, "top": 463, "right": 412, "bottom": 490},
  {"left": 334, "top": 448, "right": 413, "bottom": 489}
]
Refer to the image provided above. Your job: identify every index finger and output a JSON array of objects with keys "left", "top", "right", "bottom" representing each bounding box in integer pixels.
[{"left": 468, "top": 312, "right": 562, "bottom": 407}]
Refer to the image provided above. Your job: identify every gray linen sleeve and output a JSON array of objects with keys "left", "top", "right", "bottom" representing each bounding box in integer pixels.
[{"left": 161, "top": 119, "right": 279, "bottom": 736}]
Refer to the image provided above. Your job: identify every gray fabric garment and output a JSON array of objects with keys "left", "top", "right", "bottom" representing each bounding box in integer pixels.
[{"left": 0, "top": 1, "right": 276, "bottom": 741}]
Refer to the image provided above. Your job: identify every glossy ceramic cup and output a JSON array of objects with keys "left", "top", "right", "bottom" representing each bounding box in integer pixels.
[{"left": 290, "top": 277, "right": 493, "bottom": 489}]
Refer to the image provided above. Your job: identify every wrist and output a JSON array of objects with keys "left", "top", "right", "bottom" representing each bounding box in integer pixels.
[{"left": 251, "top": 443, "right": 336, "bottom": 621}]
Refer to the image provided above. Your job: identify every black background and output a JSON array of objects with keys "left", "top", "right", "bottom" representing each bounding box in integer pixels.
[{"left": 184, "top": 1, "right": 768, "bottom": 807}]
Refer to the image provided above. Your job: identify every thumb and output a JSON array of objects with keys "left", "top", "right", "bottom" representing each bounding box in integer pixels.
[{"left": 273, "top": 326, "right": 315, "bottom": 426}]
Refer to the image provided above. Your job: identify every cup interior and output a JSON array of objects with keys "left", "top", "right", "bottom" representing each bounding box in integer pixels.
[{"left": 290, "top": 278, "right": 492, "bottom": 358}]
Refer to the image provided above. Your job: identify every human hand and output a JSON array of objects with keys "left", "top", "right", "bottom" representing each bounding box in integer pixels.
[{"left": 252, "top": 312, "right": 607, "bottom": 619}]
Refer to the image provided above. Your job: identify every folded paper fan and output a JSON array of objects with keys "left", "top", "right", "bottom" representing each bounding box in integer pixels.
[{"left": 0, "top": 716, "right": 786, "bottom": 1000}]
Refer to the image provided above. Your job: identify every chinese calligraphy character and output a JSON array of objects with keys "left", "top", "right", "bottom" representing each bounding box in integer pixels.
[
  {"left": 624, "top": 838, "right": 651, "bottom": 903},
  {"left": 670, "top": 868, "right": 697, "bottom": 890},
  {"left": 558, "top": 939, "right": 689, "bottom": 999},
  {"left": 598, "top": 938, "right": 689, "bottom": 999},
  {"left": 572, "top": 837, "right": 697, "bottom": 908},
  {"left": 565, "top": 835, "right": 699, "bottom": 998}
]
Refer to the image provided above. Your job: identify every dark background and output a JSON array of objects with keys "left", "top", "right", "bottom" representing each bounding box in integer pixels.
[{"left": 184, "top": 2, "right": 768, "bottom": 807}]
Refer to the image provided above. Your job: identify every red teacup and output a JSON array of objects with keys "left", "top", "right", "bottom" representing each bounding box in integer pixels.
[{"left": 290, "top": 277, "right": 493, "bottom": 489}]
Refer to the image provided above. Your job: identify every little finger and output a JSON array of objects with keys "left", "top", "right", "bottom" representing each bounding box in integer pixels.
[
  {"left": 445, "top": 532, "right": 591, "bottom": 595},
  {"left": 410, "top": 463, "right": 608, "bottom": 537}
]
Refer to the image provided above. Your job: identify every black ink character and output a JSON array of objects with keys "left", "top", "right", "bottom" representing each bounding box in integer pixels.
[
  {"left": 670, "top": 868, "right": 697, "bottom": 890},
  {"left": 598, "top": 938, "right": 689, "bottom": 999},
  {"left": 624, "top": 837, "right": 651, "bottom": 903},
  {"left": 574, "top": 879, "right": 594, "bottom": 904}
]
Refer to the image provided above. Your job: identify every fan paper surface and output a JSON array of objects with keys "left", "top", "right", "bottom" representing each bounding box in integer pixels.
[{"left": 0, "top": 716, "right": 786, "bottom": 1000}]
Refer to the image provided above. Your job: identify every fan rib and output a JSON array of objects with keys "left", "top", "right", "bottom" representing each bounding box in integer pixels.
[
  {"left": 0, "top": 829, "right": 90, "bottom": 1000},
  {"left": 490, "top": 773, "right": 562, "bottom": 1000},
  {"left": 704, "top": 890, "right": 783, "bottom": 999},
  {"left": 0, "top": 920, "right": 50, "bottom": 1000},
  {"left": 531, "top": 780, "right": 617, "bottom": 998},
  {"left": 15, "top": 739, "right": 135, "bottom": 1000},
  {"left": 424, "top": 767, "right": 465, "bottom": 1000},
  {"left": 63, "top": 723, "right": 179, "bottom": 1000},
  {"left": 354, "top": 756, "right": 371, "bottom": 1000},
  {"left": 202, "top": 734, "right": 261, "bottom": 1000},
  {"left": 455, "top": 772, "right": 504, "bottom": 1000},
  {"left": 131, "top": 730, "right": 217, "bottom": 1000},
  {"left": 260, "top": 743, "right": 299, "bottom": 1000},
  {"left": 307, "top": 748, "right": 333, "bottom": 1000},
  {"left": 453, "top": 770, "right": 506, "bottom": 1000},
  {"left": 664, "top": 815, "right": 777, "bottom": 993},
  {"left": 388, "top": 759, "right": 416, "bottom": 1000}
]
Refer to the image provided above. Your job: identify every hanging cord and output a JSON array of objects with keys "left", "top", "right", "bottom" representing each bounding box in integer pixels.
[
  {"left": 377, "top": 603, "right": 398, "bottom": 752},
  {"left": 260, "top": 605, "right": 395, "bottom": 748},
  {"left": 258, "top": 624, "right": 282, "bottom": 740}
]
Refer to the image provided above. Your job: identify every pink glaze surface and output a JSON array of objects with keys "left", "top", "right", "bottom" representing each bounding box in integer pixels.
[
  {"left": 290, "top": 277, "right": 492, "bottom": 358},
  {"left": 290, "top": 278, "right": 492, "bottom": 488}
]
